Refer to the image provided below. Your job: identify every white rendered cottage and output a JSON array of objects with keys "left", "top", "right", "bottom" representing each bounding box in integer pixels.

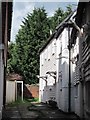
[
  {"left": 39, "top": 35, "right": 57, "bottom": 103},
  {"left": 39, "top": 11, "right": 77, "bottom": 113}
]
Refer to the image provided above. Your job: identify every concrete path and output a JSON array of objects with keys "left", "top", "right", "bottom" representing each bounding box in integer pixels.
[{"left": 2, "top": 102, "right": 80, "bottom": 120}]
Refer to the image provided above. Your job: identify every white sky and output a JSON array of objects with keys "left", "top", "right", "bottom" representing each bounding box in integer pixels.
[{"left": 10, "top": 0, "right": 78, "bottom": 42}]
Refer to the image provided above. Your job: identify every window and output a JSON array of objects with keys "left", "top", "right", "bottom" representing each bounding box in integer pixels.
[
  {"left": 76, "top": 37, "right": 79, "bottom": 54},
  {"left": 47, "top": 45, "right": 51, "bottom": 60},
  {"left": 58, "top": 71, "right": 62, "bottom": 91},
  {"left": 52, "top": 40, "right": 56, "bottom": 55},
  {"left": 44, "top": 49, "right": 47, "bottom": 60},
  {"left": 41, "top": 53, "right": 44, "bottom": 65},
  {"left": 60, "top": 79, "right": 62, "bottom": 91},
  {"left": 74, "top": 85, "right": 78, "bottom": 97},
  {"left": 56, "top": 37, "right": 62, "bottom": 57}
]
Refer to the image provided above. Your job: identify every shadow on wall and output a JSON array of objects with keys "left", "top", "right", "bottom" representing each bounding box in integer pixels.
[
  {"left": 42, "top": 85, "right": 57, "bottom": 107},
  {"left": 40, "top": 61, "right": 74, "bottom": 110},
  {"left": 23, "top": 84, "right": 39, "bottom": 99},
  {"left": 17, "top": 83, "right": 22, "bottom": 99},
  {"left": 23, "top": 85, "right": 34, "bottom": 99}
]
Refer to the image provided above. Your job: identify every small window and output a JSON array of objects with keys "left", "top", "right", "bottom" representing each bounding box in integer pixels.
[
  {"left": 74, "top": 85, "right": 78, "bottom": 97},
  {"left": 52, "top": 40, "right": 56, "bottom": 55},
  {"left": 41, "top": 53, "right": 44, "bottom": 66},
  {"left": 72, "top": 46, "right": 74, "bottom": 53},
  {"left": 60, "top": 79, "right": 62, "bottom": 91},
  {"left": 48, "top": 45, "right": 51, "bottom": 60},
  {"left": 44, "top": 49, "right": 47, "bottom": 60},
  {"left": 56, "top": 38, "right": 62, "bottom": 57}
]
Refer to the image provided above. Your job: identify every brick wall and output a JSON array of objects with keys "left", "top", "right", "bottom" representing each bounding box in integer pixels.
[{"left": 24, "top": 84, "right": 39, "bottom": 98}]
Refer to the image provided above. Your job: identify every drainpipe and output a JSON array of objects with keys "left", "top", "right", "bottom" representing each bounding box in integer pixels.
[
  {"left": 3, "top": 66, "right": 6, "bottom": 108},
  {"left": 68, "top": 25, "right": 71, "bottom": 113},
  {"left": 67, "top": 20, "right": 82, "bottom": 113}
]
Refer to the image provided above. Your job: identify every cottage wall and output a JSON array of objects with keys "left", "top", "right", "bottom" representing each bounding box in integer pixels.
[
  {"left": 39, "top": 28, "right": 75, "bottom": 112},
  {"left": 39, "top": 12, "right": 76, "bottom": 113},
  {"left": 56, "top": 28, "right": 70, "bottom": 112},
  {"left": 39, "top": 38, "right": 56, "bottom": 103},
  {"left": 71, "top": 36, "right": 82, "bottom": 116}
]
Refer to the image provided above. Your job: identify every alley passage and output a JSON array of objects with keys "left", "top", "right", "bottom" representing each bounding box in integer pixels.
[{"left": 2, "top": 102, "right": 80, "bottom": 120}]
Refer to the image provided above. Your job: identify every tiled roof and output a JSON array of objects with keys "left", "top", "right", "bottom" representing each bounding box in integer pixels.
[{"left": 6, "top": 73, "right": 23, "bottom": 81}]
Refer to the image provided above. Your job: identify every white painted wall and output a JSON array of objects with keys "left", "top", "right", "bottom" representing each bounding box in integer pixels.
[
  {"left": 39, "top": 12, "right": 76, "bottom": 113},
  {"left": 39, "top": 28, "right": 75, "bottom": 112},
  {"left": 6, "top": 81, "right": 16, "bottom": 103},
  {"left": 71, "top": 36, "right": 84, "bottom": 117},
  {"left": 56, "top": 28, "right": 70, "bottom": 112},
  {"left": 39, "top": 38, "right": 56, "bottom": 103}
]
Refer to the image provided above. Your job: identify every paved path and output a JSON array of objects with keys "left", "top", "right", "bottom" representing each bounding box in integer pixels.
[{"left": 2, "top": 102, "right": 80, "bottom": 120}]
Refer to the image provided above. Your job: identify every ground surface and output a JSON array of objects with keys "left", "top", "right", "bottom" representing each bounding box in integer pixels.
[{"left": 2, "top": 101, "right": 80, "bottom": 120}]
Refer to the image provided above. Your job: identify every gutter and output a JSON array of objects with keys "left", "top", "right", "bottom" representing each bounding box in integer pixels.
[{"left": 68, "top": 25, "right": 71, "bottom": 113}]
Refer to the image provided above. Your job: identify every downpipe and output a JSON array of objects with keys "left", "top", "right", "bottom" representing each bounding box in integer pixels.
[
  {"left": 67, "top": 20, "right": 82, "bottom": 113},
  {"left": 68, "top": 25, "right": 71, "bottom": 113}
]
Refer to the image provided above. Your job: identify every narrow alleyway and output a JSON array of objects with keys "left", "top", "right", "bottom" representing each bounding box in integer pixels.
[{"left": 2, "top": 101, "right": 80, "bottom": 120}]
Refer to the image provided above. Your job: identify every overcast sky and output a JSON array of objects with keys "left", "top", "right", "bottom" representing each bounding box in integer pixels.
[{"left": 10, "top": 1, "right": 78, "bottom": 42}]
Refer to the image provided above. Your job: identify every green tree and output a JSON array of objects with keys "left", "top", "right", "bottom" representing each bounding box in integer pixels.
[
  {"left": 49, "top": 8, "right": 65, "bottom": 32},
  {"left": 13, "top": 7, "right": 50, "bottom": 84},
  {"left": 48, "top": 5, "right": 72, "bottom": 32},
  {"left": 7, "top": 6, "right": 72, "bottom": 84},
  {"left": 7, "top": 42, "right": 17, "bottom": 73},
  {"left": 64, "top": 4, "right": 73, "bottom": 17}
]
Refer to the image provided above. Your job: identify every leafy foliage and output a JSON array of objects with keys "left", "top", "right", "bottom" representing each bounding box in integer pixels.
[
  {"left": 8, "top": 8, "right": 50, "bottom": 84},
  {"left": 49, "top": 8, "right": 65, "bottom": 32},
  {"left": 48, "top": 5, "right": 73, "bottom": 32},
  {"left": 7, "top": 5, "right": 72, "bottom": 84},
  {"left": 7, "top": 42, "right": 18, "bottom": 73}
]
